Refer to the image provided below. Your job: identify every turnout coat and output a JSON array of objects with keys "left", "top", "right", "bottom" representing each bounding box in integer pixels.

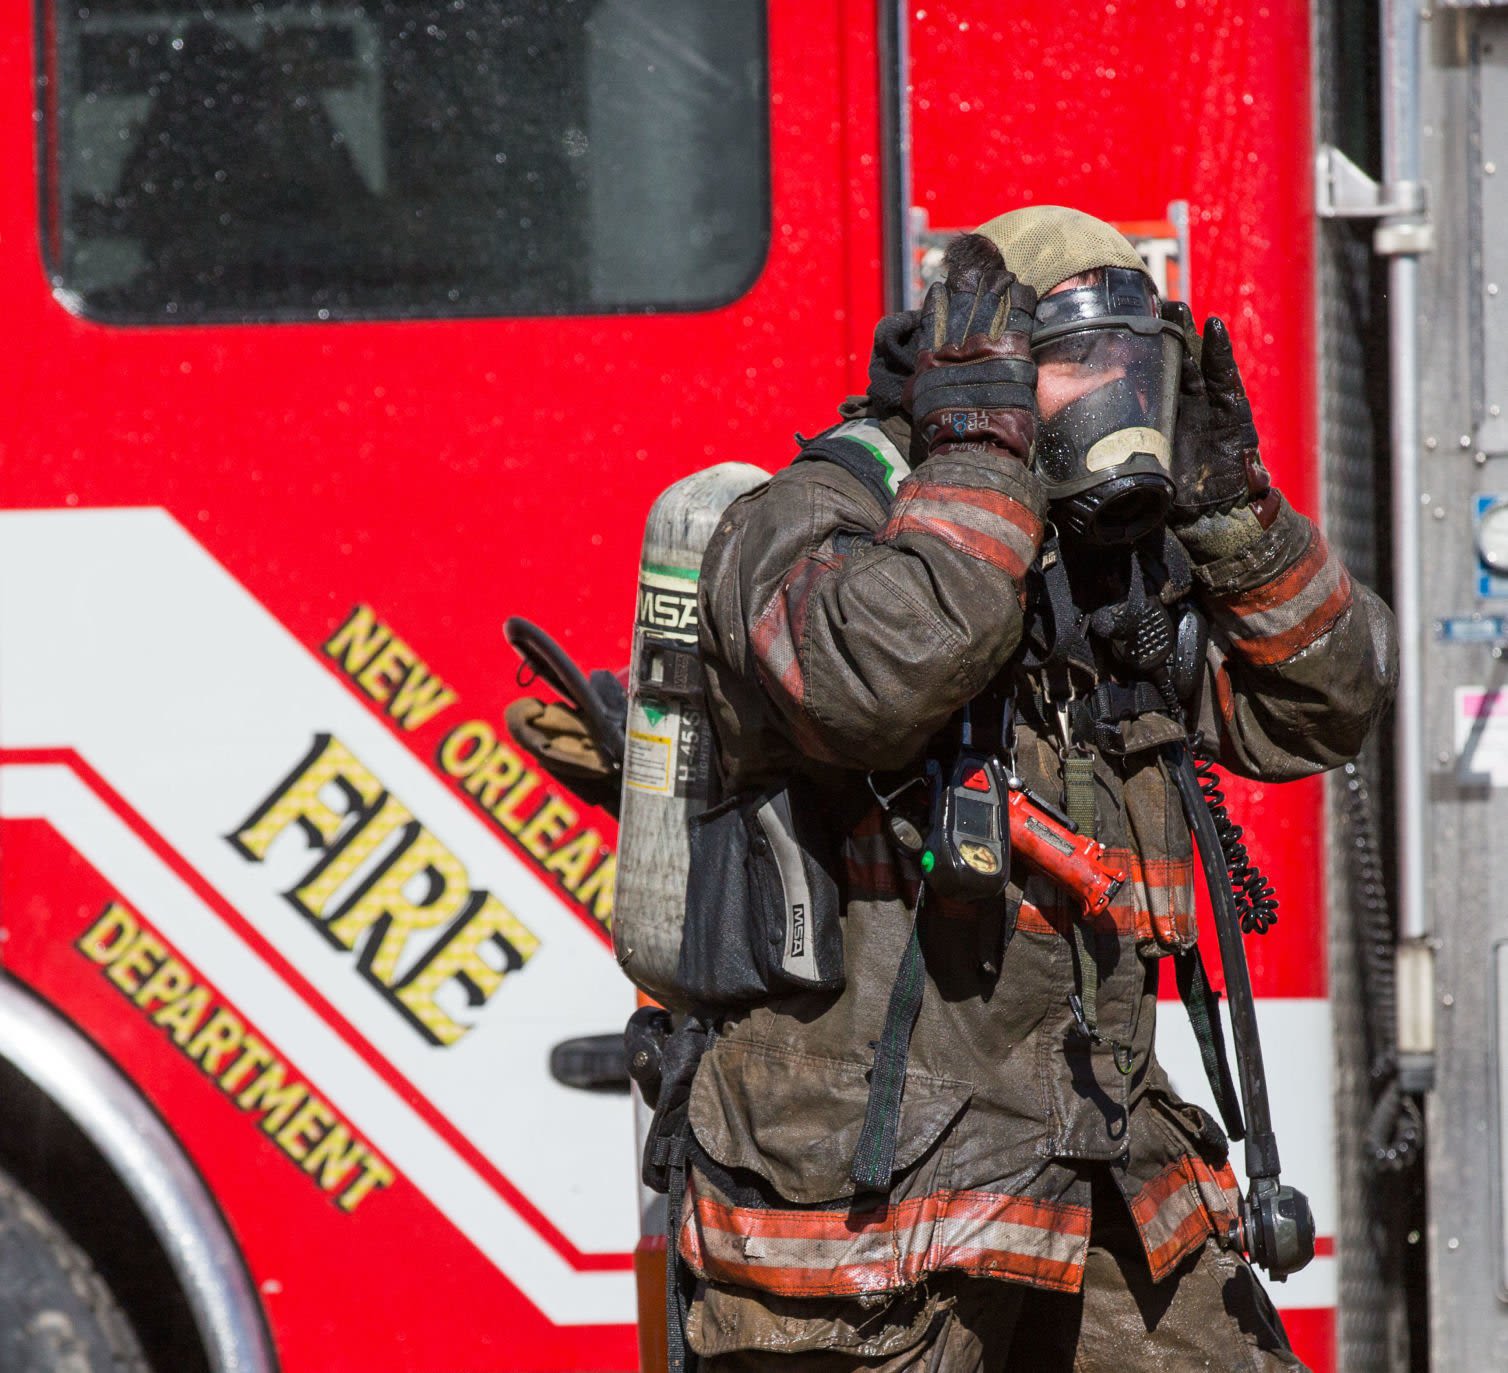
[{"left": 681, "top": 401, "right": 1395, "bottom": 1358}]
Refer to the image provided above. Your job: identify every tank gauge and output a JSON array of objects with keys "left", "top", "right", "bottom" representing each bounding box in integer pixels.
[{"left": 1479, "top": 499, "right": 1508, "bottom": 574}]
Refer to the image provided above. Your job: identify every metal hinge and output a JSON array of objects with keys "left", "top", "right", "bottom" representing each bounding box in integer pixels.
[{"left": 1315, "top": 143, "right": 1433, "bottom": 255}]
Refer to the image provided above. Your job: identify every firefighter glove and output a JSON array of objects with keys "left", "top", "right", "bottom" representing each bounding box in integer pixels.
[
  {"left": 904, "top": 234, "right": 1038, "bottom": 464},
  {"left": 1167, "top": 305, "right": 1272, "bottom": 525}
]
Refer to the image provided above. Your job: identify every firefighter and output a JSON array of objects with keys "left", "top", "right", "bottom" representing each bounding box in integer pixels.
[{"left": 674, "top": 206, "right": 1398, "bottom": 1370}]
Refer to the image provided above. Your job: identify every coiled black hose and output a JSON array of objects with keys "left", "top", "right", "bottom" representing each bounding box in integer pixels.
[
  {"left": 1343, "top": 759, "right": 1424, "bottom": 1172},
  {"left": 1189, "top": 732, "right": 1280, "bottom": 934}
]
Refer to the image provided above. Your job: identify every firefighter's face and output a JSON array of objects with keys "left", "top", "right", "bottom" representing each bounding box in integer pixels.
[{"left": 1034, "top": 273, "right": 1129, "bottom": 422}]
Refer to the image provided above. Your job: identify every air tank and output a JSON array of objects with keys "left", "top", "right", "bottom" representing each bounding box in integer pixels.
[{"left": 613, "top": 463, "right": 768, "bottom": 1005}]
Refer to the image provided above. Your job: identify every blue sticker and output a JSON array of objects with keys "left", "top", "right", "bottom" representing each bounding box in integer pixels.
[{"left": 1437, "top": 615, "right": 1507, "bottom": 643}]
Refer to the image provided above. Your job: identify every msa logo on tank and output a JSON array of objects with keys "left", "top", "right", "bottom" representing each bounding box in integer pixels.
[
  {"left": 228, "top": 734, "right": 540, "bottom": 1046},
  {"left": 637, "top": 570, "right": 700, "bottom": 640},
  {"left": 627, "top": 564, "right": 713, "bottom": 802}
]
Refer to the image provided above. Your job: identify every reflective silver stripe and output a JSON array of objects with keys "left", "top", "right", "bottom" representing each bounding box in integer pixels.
[
  {"left": 1136, "top": 1182, "right": 1202, "bottom": 1255},
  {"left": 827, "top": 419, "right": 912, "bottom": 494},
  {"left": 1227, "top": 551, "right": 1348, "bottom": 640},
  {"left": 756, "top": 790, "right": 819, "bottom": 982}
]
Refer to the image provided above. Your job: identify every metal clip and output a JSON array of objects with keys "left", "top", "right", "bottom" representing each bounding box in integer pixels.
[
  {"left": 1067, "top": 993, "right": 1136, "bottom": 1074},
  {"left": 1054, "top": 698, "right": 1074, "bottom": 757}
]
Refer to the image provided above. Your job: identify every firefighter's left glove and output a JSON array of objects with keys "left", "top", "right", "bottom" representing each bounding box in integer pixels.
[
  {"left": 904, "top": 234, "right": 1038, "bottom": 464},
  {"left": 1166, "top": 305, "right": 1275, "bottom": 527}
]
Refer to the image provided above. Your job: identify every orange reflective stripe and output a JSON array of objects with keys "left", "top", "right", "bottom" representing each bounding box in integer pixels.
[{"left": 680, "top": 1186, "right": 1091, "bottom": 1298}]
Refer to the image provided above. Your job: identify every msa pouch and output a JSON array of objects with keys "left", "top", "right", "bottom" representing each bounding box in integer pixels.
[{"left": 676, "top": 779, "right": 844, "bottom": 1008}]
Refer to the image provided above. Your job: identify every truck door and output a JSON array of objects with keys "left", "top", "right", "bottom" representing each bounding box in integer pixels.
[{"left": 3, "top": 2, "right": 882, "bottom": 1368}]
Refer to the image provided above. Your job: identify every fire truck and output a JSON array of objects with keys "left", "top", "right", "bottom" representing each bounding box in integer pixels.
[{"left": 3, "top": 0, "right": 1503, "bottom": 1368}]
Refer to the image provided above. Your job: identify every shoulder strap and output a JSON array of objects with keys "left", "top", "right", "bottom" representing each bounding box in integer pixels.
[
  {"left": 793, "top": 418, "right": 912, "bottom": 511},
  {"left": 1172, "top": 945, "right": 1245, "bottom": 1142}
]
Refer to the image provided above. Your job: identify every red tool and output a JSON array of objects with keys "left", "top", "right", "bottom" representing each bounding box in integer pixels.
[{"left": 1007, "top": 786, "right": 1127, "bottom": 915}]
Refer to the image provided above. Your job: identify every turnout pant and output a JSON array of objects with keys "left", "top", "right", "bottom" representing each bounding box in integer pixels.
[{"left": 691, "top": 1173, "right": 1306, "bottom": 1372}]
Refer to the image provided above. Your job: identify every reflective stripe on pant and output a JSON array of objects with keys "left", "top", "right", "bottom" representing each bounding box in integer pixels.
[{"left": 692, "top": 1174, "right": 1307, "bottom": 1372}]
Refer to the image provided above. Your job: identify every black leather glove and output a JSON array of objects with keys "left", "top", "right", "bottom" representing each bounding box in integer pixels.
[
  {"left": 1165, "top": 304, "right": 1274, "bottom": 526},
  {"left": 904, "top": 235, "right": 1038, "bottom": 463}
]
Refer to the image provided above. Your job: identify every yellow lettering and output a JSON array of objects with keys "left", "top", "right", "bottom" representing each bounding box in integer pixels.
[
  {"left": 76, "top": 921, "right": 395, "bottom": 1217},
  {"left": 518, "top": 797, "right": 577, "bottom": 862},
  {"left": 492, "top": 773, "right": 544, "bottom": 836},
  {"left": 293, "top": 795, "right": 414, "bottom": 920},
  {"left": 151, "top": 986, "right": 212, "bottom": 1045},
  {"left": 437, "top": 720, "right": 496, "bottom": 778},
  {"left": 388, "top": 665, "right": 458, "bottom": 731},
  {"left": 303, "top": 1125, "right": 367, "bottom": 1193},
  {"left": 232, "top": 735, "right": 383, "bottom": 862},
  {"left": 324, "top": 604, "right": 391, "bottom": 676},
  {"left": 575, "top": 852, "right": 616, "bottom": 924},
  {"left": 133, "top": 957, "right": 193, "bottom": 1012},
  {"left": 325, "top": 829, "right": 470, "bottom": 986},
  {"left": 106, "top": 931, "right": 167, "bottom": 998},
  {"left": 237, "top": 1061, "right": 309, "bottom": 1134},
  {"left": 355, "top": 636, "right": 414, "bottom": 705},
  {"left": 219, "top": 1035, "right": 275, "bottom": 1094},
  {"left": 395, "top": 893, "right": 540, "bottom": 1045},
  {"left": 461, "top": 741, "right": 525, "bottom": 810},
  {"left": 544, "top": 829, "right": 606, "bottom": 892},
  {"left": 275, "top": 1097, "right": 336, "bottom": 1163},
  {"left": 186, "top": 1007, "right": 245, "bottom": 1074},
  {"left": 77, "top": 905, "right": 138, "bottom": 963},
  {"left": 338, "top": 1153, "right": 396, "bottom": 1212}
]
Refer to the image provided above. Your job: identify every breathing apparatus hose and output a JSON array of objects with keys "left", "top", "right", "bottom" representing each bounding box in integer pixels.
[
  {"left": 1169, "top": 741, "right": 1316, "bottom": 1279},
  {"left": 1167, "top": 743, "right": 1283, "bottom": 1182},
  {"left": 1190, "top": 736, "right": 1280, "bottom": 935}
]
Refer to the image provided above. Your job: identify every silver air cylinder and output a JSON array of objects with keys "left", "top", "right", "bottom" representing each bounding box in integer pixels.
[{"left": 614, "top": 463, "right": 767, "bottom": 1004}]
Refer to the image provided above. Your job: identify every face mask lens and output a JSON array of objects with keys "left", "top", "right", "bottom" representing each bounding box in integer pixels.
[
  {"left": 1036, "top": 331, "right": 1134, "bottom": 420},
  {"left": 1031, "top": 320, "right": 1182, "bottom": 542}
]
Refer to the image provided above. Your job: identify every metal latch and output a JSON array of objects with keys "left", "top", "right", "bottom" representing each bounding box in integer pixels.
[{"left": 1315, "top": 143, "right": 1433, "bottom": 255}]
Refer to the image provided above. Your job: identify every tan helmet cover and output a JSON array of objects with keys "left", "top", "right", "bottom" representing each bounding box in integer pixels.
[{"left": 973, "top": 205, "right": 1149, "bottom": 298}]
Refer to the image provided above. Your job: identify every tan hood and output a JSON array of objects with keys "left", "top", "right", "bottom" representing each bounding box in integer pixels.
[{"left": 973, "top": 205, "right": 1148, "bottom": 297}]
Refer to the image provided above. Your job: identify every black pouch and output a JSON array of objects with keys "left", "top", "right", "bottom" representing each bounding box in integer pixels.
[
  {"left": 642, "top": 1015, "right": 714, "bottom": 1193},
  {"left": 675, "top": 779, "right": 845, "bottom": 1007}
]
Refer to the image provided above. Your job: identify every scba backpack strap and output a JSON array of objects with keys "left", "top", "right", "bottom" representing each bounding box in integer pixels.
[{"left": 794, "top": 418, "right": 912, "bottom": 510}]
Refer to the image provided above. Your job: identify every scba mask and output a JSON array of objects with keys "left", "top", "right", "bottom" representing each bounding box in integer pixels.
[{"left": 1033, "top": 267, "right": 1182, "bottom": 545}]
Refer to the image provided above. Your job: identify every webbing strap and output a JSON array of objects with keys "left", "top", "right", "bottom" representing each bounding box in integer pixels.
[
  {"left": 1020, "top": 535, "right": 1097, "bottom": 698},
  {"left": 1070, "top": 919, "right": 1100, "bottom": 1035},
  {"left": 664, "top": 1140, "right": 696, "bottom": 1373},
  {"left": 1172, "top": 945, "right": 1246, "bottom": 1142},
  {"left": 850, "top": 895, "right": 926, "bottom": 1191},
  {"left": 1062, "top": 754, "right": 1097, "bottom": 836}
]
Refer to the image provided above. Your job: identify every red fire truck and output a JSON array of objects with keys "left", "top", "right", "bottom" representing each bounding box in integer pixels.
[{"left": 5, "top": 0, "right": 1477, "bottom": 1369}]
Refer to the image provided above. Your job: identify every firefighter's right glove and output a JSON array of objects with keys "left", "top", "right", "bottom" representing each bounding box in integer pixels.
[{"left": 903, "top": 235, "right": 1038, "bottom": 464}]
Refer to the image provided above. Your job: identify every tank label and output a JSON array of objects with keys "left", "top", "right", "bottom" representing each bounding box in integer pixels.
[
  {"left": 626, "top": 709, "right": 676, "bottom": 794},
  {"left": 637, "top": 567, "right": 700, "bottom": 645},
  {"left": 625, "top": 698, "right": 714, "bottom": 800}
]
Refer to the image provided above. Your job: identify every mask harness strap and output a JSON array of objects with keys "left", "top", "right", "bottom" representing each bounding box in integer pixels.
[
  {"left": 1082, "top": 540, "right": 1243, "bottom": 1138},
  {"left": 1019, "top": 533, "right": 1132, "bottom": 1057}
]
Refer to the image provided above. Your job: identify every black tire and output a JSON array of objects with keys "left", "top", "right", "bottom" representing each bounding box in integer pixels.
[{"left": 0, "top": 1162, "right": 149, "bottom": 1372}]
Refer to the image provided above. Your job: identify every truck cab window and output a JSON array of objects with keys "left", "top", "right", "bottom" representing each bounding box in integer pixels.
[{"left": 42, "top": 0, "right": 769, "bottom": 321}]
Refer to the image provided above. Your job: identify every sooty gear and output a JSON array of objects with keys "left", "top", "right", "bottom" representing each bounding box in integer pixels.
[
  {"left": 905, "top": 235, "right": 1039, "bottom": 464},
  {"left": 1033, "top": 266, "right": 1182, "bottom": 545},
  {"left": 1162, "top": 302, "right": 1275, "bottom": 528}
]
